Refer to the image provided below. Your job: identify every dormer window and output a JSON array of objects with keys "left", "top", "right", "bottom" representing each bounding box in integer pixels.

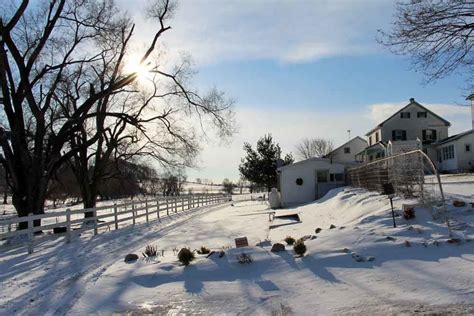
[
  {"left": 400, "top": 112, "right": 410, "bottom": 119},
  {"left": 417, "top": 112, "right": 427, "bottom": 118}
]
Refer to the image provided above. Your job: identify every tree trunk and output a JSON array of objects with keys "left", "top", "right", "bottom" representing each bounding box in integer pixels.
[
  {"left": 3, "top": 190, "right": 7, "bottom": 204},
  {"left": 12, "top": 187, "right": 46, "bottom": 230},
  {"left": 81, "top": 182, "right": 98, "bottom": 218}
]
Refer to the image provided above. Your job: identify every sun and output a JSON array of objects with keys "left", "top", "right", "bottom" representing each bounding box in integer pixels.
[{"left": 123, "top": 56, "right": 153, "bottom": 83}]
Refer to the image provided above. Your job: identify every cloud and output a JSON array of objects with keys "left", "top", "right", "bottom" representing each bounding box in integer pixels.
[{"left": 122, "top": 0, "right": 394, "bottom": 66}]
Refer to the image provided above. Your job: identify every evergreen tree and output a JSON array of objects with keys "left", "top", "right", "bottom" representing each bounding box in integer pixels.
[{"left": 239, "top": 135, "right": 293, "bottom": 191}]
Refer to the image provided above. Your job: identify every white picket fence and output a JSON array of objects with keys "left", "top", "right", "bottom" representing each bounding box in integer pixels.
[{"left": 0, "top": 194, "right": 230, "bottom": 254}]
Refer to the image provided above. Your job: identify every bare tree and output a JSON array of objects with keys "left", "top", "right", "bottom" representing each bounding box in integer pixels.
[
  {"left": 0, "top": 0, "right": 234, "bottom": 228},
  {"left": 295, "top": 138, "right": 334, "bottom": 160},
  {"left": 378, "top": 1, "right": 474, "bottom": 83},
  {"left": 222, "top": 178, "right": 234, "bottom": 194}
]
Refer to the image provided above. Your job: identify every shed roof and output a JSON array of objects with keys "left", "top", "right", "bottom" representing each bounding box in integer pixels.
[
  {"left": 435, "top": 130, "right": 474, "bottom": 146},
  {"left": 277, "top": 157, "right": 357, "bottom": 172}
]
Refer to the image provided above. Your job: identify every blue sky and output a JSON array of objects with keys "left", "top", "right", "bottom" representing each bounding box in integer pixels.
[{"left": 121, "top": 0, "right": 473, "bottom": 182}]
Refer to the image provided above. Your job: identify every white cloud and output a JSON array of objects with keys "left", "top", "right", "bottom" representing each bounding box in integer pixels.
[{"left": 121, "top": 0, "right": 394, "bottom": 65}]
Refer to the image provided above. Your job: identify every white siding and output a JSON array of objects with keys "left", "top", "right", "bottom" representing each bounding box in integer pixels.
[
  {"left": 380, "top": 103, "right": 448, "bottom": 143},
  {"left": 328, "top": 137, "right": 367, "bottom": 163},
  {"left": 278, "top": 160, "right": 347, "bottom": 207}
]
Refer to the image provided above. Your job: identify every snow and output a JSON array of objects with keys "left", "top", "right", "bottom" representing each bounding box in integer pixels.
[{"left": 1, "top": 177, "right": 473, "bottom": 315}]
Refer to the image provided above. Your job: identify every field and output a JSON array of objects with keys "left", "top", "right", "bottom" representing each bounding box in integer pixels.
[{"left": 0, "top": 176, "right": 473, "bottom": 315}]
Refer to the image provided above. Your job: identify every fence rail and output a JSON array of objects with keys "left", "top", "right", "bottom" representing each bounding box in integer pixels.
[{"left": 0, "top": 194, "right": 230, "bottom": 254}]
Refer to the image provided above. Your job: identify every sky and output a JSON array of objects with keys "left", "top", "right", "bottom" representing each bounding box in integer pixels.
[{"left": 119, "top": 0, "right": 473, "bottom": 182}]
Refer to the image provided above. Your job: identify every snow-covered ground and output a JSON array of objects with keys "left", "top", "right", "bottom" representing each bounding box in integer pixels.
[{"left": 1, "top": 179, "right": 473, "bottom": 315}]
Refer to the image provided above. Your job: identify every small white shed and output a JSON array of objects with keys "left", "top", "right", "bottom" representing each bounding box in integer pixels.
[{"left": 277, "top": 158, "right": 355, "bottom": 207}]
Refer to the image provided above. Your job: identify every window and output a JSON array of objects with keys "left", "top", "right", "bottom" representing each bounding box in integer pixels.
[
  {"left": 296, "top": 178, "right": 303, "bottom": 186},
  {"left": 335, "top": 173, "right": 344, "bottom": 182},
  {"left": 422, "top": 129, "right": 437, "bottom": 141},
  {"left": 442, "top": 145, "right": 454, "bottom": 160},
  {"left": 344, "top": 147, "right": 350, "bottom": 154},
  {"left": 369, "top": 136, "right": 372, "bottom": 146},
  {"left": 400, "top": 112, "right": 410, "bottom": 118},
  {"left": 417, "top": 112, "right": 427, "bottom": 118},
  {"left": 375, "top": 133, "right": 379, "bottom": 142},
  {"left": 317, "top": 171, "right": 328, "bottom": 183},
  {"left": 392, "top": 130, "right": 407, "bottom": 141},
  {"left": 466, "top": 144, "right": 471, "bottom": 152}
]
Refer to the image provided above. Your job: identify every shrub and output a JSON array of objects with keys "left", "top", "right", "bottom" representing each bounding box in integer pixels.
[
  {"left": 178, "top": 248, "right": 195, "bottom": 266},
  {"left": 237, "top": 253, "right": 252, "bottom": 264},
  {"left": 142, "top": 245, "right": 158, "bottom": 257},
  {"left": 197, "top": 246, "right": 210, "bottom": 255},
  {"left": 284, "top": 236, "right": 295, "bottom": 245},
  {"left": 293, "top": 240, "right": 307, "bottom": 256}
]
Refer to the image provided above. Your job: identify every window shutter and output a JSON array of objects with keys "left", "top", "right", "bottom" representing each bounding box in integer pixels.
[
  {"left": 392, "top": 130, "right": 396, "bottom": 140},
  {"left": 422, "top": 130, "right": 426, "bottom": 140},
  {"left": 432, "top": 130, "right": 437, "bottom": 140},
  {"left": 402, "top": 130, "right": 407, "bottom": 140}
]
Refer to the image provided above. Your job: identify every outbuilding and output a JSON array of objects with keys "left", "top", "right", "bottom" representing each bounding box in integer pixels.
[{"left": 277, "top": 158, "right": 356, "bottom": 207}]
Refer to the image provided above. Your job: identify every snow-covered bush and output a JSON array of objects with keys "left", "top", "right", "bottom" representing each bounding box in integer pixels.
[
  {"left": 178, "top": 248, "right": 195, "bottom": 266},
  {"left": 284, "top": 236, "right": 295, "bottom": 245},
  {"left": 142, "top": 245, "right": 158, "bottom": 257},
  {"left": 293, "top": 240, "right": 307, "bottom": 256},
  {"left": 197, "top": 246, "right": 210, "bottom": 255}
]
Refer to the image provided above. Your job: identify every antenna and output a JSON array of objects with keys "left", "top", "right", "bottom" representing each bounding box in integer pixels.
[{"left": 347, "top": 130, "right": 351, "bottom": 140}]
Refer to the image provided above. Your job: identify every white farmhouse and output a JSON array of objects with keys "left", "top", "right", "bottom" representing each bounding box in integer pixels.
[
  {"left": 358, "top": 98, "right": 451, "bottom": 163},
  {"left": 277, "top": 158, "right": 356, "bottom": 207},
  {"left": 325, "top": 136, "right": 367, "bottom": 163}
]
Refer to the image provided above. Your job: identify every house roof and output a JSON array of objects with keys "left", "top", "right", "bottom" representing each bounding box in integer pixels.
[
  {"left": 277, "top": 157, "right": 356, "bottom": 172},
  {"left": 325, "top": 136, "right": 367, "bottom": 158},
  {"left": 365, "top": 98, "right": 451, "bottom": 136},
  {"left": 435, "top": 130, "right": 474, "bottom": 146},
  {"left": 355, "top": 141, "right": 386, "bottom": 156}
]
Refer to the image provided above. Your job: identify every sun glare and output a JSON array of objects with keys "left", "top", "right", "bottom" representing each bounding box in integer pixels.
[{"left": 124, "top": 57, "right": 153, "bottom": 82}]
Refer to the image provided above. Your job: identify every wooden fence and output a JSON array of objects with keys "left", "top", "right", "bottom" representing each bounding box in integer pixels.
[{"left": 0, "top": 194, "right": 230, "bottom": 254}]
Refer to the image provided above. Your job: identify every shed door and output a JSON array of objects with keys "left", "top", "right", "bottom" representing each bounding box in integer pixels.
[{"left": 315, "top": 170, "right": 330, "bottom": 199}]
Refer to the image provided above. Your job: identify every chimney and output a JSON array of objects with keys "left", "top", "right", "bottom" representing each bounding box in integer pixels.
[
  {"left": 467, "top": 94, "right": 474, "bottom": 130},
  {"left": 410, "top": 97, "right": 415, "bottom": 103}
]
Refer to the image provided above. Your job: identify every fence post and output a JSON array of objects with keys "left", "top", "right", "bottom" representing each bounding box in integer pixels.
[
  {"left": 114, "top": 203, "right": 118, "bottom": 230},
  {"left": 66, "top": 208, "right": 71, "bottom": 243},
  {"left": 166, "top": 197, "right": 169, "bottom": 216},
  {"left": 145, "top": 200, "right": 149, "bottom": 223},
  {"left": 93, "top": 208, "right": 98, "bottom": 235},
  {"left": 132, "top": 201, "right": 136, "bottom": 225},
  {"left": 181, "top": 196, "right": 185, "bottom": 212},
  {"left": 157, "top": 198, "right": 160, "bottom": 220},
  {"left": 27, "top": 213, "right": 34, "bottom": 254}
]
